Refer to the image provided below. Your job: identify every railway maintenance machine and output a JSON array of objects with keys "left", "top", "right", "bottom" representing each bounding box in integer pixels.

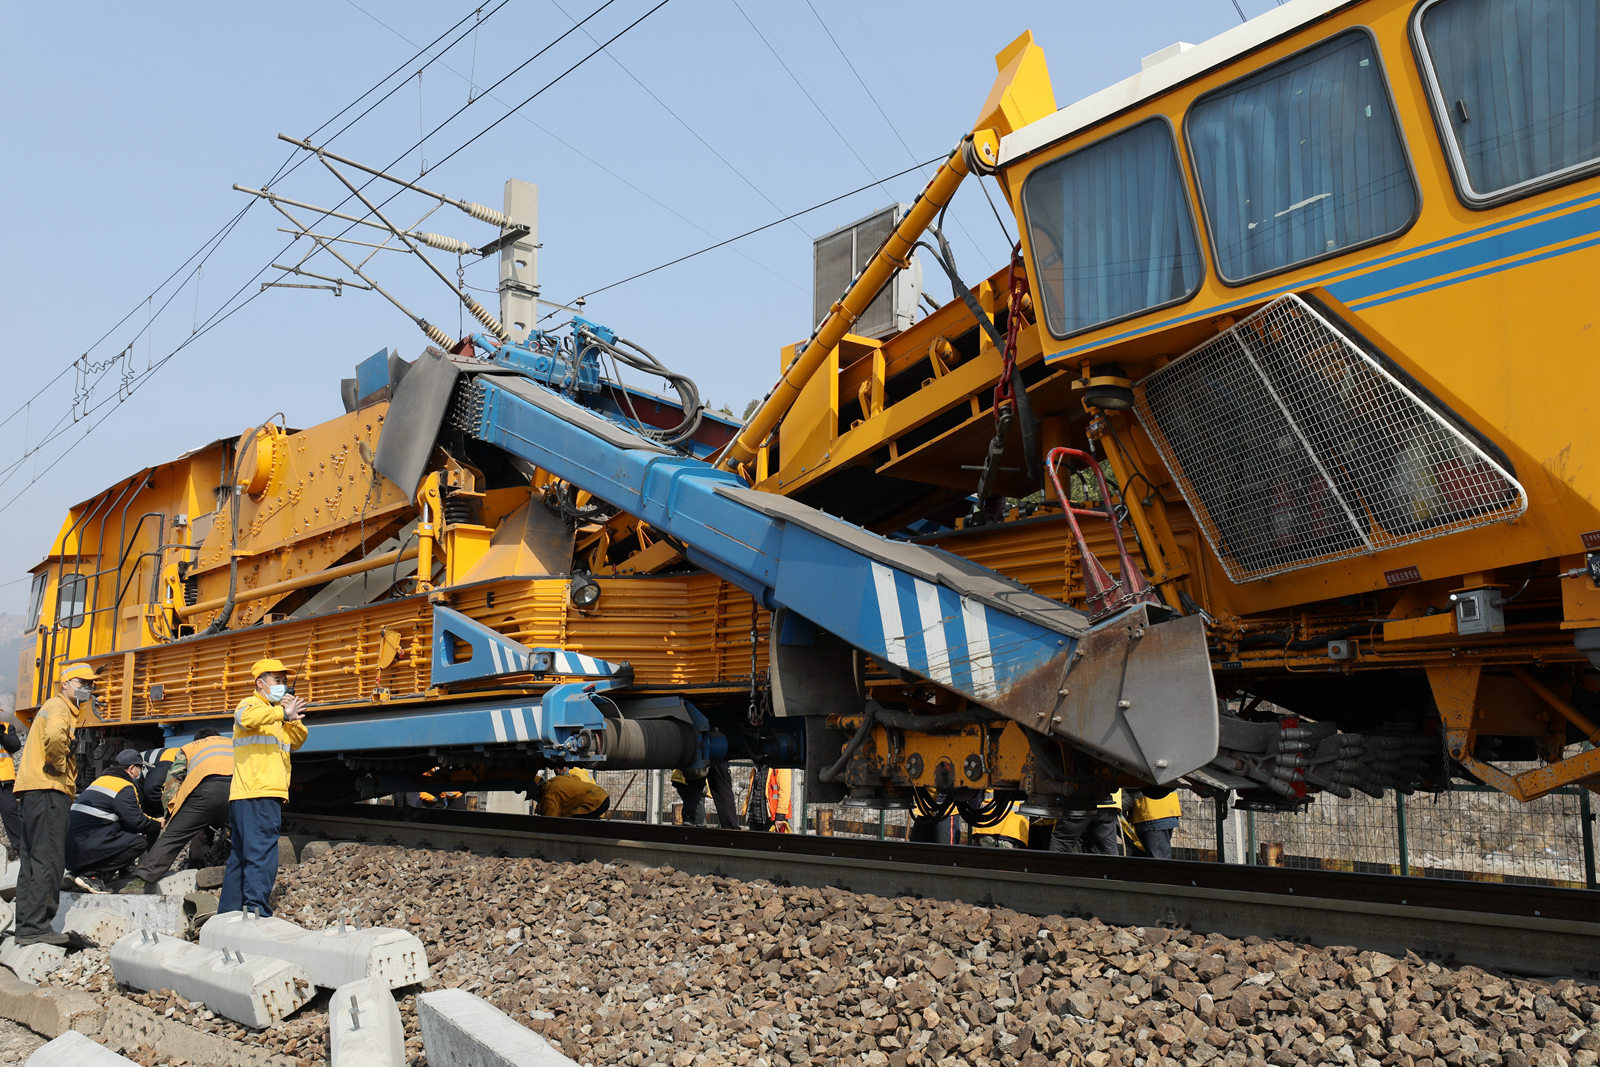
[{"left": 16, "top": 0, "right": 1600, "bottom": 820}]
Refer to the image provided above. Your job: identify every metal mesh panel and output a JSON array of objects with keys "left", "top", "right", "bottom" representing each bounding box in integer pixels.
[
  {"left": 853, "top": 208, "right": 896, "bottom": 340},
  {"left": 1133, "top": 294, "right": 1526, "bottom": 582},
  {"left": 811, "top": 228, "right": 855, "bottom": 329},
  {"left": 811, "top": 206, "right": 904, "bottom": 340}
]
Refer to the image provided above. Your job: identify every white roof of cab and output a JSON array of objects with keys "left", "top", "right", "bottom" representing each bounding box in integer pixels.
[{"left": 998, "top": 0, "right": 1355, "bottom": 166}]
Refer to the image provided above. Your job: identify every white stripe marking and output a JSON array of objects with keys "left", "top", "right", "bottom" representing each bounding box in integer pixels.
[
  {"left": 916, "top": 581, "right": 953, "bottom": 686},
  {"left": 961, "top": 598, "right": 997, "bottom": 700},
  {"left": 491, "top": 708, "right": 508, "bottom": 743},
  {"left": 511, "top": 707, "right": 530, "bottom": 742},
  {"left": 71, "top": 804, "right": 117, "bottom": 821},
  {"left": 870, "top": 562, "right": 910, "bottom": 668}
]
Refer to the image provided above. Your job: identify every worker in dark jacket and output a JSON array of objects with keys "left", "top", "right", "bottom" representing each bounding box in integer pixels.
[
  {"left": 670, "top": 762, "right": 739, "bottom": 829},
  {"left": 66, "top": 750, "right": 162, "bottom": 891},
  {"left": 14, "top": 661, "right": 96, "bottom": 945},
  {"left": 138, "top": 745, "right": 180, "bottom": 817},
  {"left": 0, "top": 723, "right": 23, "bottom": 856}
]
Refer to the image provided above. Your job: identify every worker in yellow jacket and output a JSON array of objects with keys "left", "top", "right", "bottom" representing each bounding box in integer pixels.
[
  {"left": 532, "top": 770, "right": 610, "bottom": 818},
  {"left": 14, "top": 661, "right": 97, "bottom": 946},
  {"left": 219, "top": 658, "right": 308, "bottom": 917},
  {"left": 1129, "top": 790, "right": 1182, "bottom": 859}
]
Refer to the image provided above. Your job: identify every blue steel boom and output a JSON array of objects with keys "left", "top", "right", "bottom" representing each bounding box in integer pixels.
[{"left": 368, "top": 343, "right": 1219, "bottom": 787}]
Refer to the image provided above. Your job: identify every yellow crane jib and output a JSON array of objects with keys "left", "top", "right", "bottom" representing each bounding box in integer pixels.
[{"left": 718, "top": 32, "right": 1055, "bottom": 475}]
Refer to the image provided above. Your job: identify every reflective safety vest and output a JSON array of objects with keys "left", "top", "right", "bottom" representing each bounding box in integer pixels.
[
  {"left": 230, "top": 695, "right": 308, "bottom": 802},
  {"left": 1129, "top": 791, "right": 1182, "bottom": 824},
  {"left": 71, "top": 773, "right": 141, "bottom": 824},
  {"left": 170, "top": 736, "right": 233, "bottom": 814},
  {"left": 0, "top": 724, "right": 16, "bottom": 784},
  {"left": 766, "top": 769, "right": 792, "bottom": 823}
]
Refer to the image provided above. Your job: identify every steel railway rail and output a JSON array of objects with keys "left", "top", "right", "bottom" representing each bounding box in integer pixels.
[{"left": 283, "top": 806, "right": 1600, "bottom": 980}]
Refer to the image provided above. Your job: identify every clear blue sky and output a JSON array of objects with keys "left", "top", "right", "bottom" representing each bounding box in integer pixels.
[{"left": 0, "top": 0, "right": 1280, "bottom": 614}]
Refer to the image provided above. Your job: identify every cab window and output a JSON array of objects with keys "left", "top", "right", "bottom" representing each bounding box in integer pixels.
[
  {"left": 1021, "top": 119, "right": 1204, "bottom": 338},
  {"left": 56, "top": 574, "right": 87, "bottom": 629},
  {"left": 25, "top": 573, "right": 47, "bottom": 632},
  {"left": 1416, "top": 0, "right": 1600, "bottom": 203},
  {"left": 1187, "top": 31, "right": 1418, "bottom": 282}
]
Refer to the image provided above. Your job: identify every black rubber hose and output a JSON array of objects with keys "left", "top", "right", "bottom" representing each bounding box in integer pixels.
[
  {"left": 198, "top": 424, "right": 264, "bottom": 637},
  {"left": 819, "top": 704, "right": 880, "bottom": 784}
]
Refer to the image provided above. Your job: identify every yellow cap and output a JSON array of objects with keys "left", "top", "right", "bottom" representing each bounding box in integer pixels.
[
  {"left": 59, "top": 662, "right": 98, "bottom": 683},
  {"left": 250, "top": 658, "right": 294, "bottom": 679}
]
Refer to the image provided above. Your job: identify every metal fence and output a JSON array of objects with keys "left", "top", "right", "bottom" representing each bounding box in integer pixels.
[
  {"left": 569, "top": 765, "right": 1597, "bottom": 891},
  {"left": 1180, "top": 783, "right": 1597, "bottom": 889}
]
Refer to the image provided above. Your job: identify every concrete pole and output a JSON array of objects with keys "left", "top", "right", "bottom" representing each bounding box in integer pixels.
[
  {"left": 1215, "top": 795, "right": 1247, "bottom": 865},
  {"left": 499, "top": 179, "right": 539, "bottom": 343},
  {"left": 646, "top": 769, "right": 663, "bottom": 825}
]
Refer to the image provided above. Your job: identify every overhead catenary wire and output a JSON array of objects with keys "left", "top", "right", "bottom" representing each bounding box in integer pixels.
[
  {"left": 797, "top": 0, "right": 988, "bottom": 268},
  {"left": 0, "top": 0, "right": 660, "bottom": 522},
  {"left": 564, "top": 154, "right": 941, "bottom": 304},
  {"left": 0, "top": 4, "right": 510, "bottom": 513},
  {"left": 351, "top": 2, "right": 807, "bottom": 296},
  {"left": 728, "top": 0, "right": 900, "bottom": 207},
  {"left": 0, "top": 4, "right": 503, "bottom": 441},
  {"left": 550, "top": 0, "right": 814, "bottom": 242},
  {"left": 262, "top": 0, "right": 679, "bottom": 349}
]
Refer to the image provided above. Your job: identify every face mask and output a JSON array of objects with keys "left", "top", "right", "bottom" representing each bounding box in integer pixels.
[
  {"left": 266, "top": 684, "right": 288, "bottom": 704},
  {"left": 73, "top": 683, "right": 95, "bottom": 705}
]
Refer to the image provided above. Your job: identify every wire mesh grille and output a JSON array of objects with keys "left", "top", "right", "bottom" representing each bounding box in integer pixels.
[{"left": 1133, "top": 294, "right": 1526, "bottom": 582}]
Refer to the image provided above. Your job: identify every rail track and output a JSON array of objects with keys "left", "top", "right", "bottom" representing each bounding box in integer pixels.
[{"left": 284, "top": 805, "right": 1600, "bottom": 980}]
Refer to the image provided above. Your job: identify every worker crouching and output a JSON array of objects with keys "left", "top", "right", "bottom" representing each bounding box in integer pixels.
[
  {"left": 66, "top": 749, "right": 162, "bottom": 892},
  {"left": 220, "top": 658, "right": 307, "bottom": 917},
  {"left": 532, "top": 770, "right": 610, "bottom": 818},
  {"left": 121, "top": 727, "right": 233, "bottom": 893}
]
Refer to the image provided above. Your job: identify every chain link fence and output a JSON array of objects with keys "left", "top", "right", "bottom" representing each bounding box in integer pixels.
[{"left": 545, "top": 765, "right": 1596, "bottom": 891}]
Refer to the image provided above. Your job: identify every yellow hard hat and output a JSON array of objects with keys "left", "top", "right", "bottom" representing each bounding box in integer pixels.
[
  {"left": 250, "top": 658, "right": 294, "bottom": 679},
  {"left": 59, "top": 662, "right": 99, "bottom": 683}
]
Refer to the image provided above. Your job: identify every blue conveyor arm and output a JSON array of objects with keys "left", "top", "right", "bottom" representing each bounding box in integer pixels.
[{"left": 441, "top": 361, "right": 1216, "bottom": 783}]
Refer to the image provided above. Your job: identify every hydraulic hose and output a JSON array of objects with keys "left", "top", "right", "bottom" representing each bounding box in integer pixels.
[
  {"left": 584, "top": 332, "right": 705, "bottom": 448},
  {"left": 198, "top": 424, "right": 265, "bottom": 637}
]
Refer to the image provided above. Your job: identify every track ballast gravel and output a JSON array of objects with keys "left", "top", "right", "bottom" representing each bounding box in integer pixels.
[{"left": 32, "top": 841, "right": 1600, "bottom": 1066}]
